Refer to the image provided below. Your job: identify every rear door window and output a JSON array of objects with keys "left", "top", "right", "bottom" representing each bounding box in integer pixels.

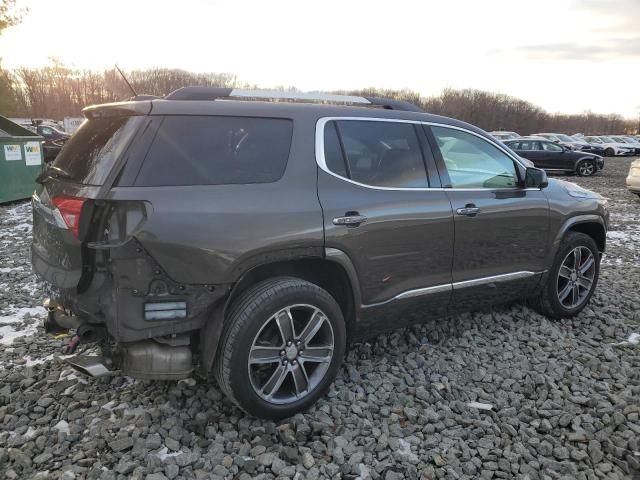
[
  {"left": 52, "top": 116, "right": 140, "bottom": 185},
  {"left": 135, "top": 116, "right": 293, "bottom": 186},
  {"left": 322, "top": 120, "right": 428, "bottom": 188}
]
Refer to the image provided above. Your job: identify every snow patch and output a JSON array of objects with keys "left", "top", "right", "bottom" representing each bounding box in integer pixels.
[
  {"left": 24, "top": 354, "right": 54, "bottom": 366},
  {"left": 612, "top": 333, "right": 640, "bottom": 346},
  {"left": 0, "top": 306, "right": 43, "bottom": 345},
  {"left": 155, "top": 446, "right": 181, "bottom": 460},
  {"left": 468, "top": 401, "right": 494, "bottom": 411},
  {"left": 355, "top": 463, "right": 372, "bottom": 480},
  {"left": 54, "top": 420, "right": 70, "bottom": 435}
]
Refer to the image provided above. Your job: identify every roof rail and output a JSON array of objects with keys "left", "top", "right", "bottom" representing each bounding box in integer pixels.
[{"left": 163, "top": 87, "right": 424, "bottom": 112}]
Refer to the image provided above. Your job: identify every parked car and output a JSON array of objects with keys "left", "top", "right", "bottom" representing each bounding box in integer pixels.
[
  {"left": 489, "top": 131, "right": 520, "bottom": 141},
  {"left": 627, "top": 159, "right": 640, "bottom": 196},
  {"left": 533, "top": 133, "right": 586, "bottom": 151},
  {"left": 584, "top": 136, "right": 635, "bottom": 156},
  {"left": 32, "top": 88, "right": 609, "bottom": 418},
  {"left": 568, "top": 135, "right": 606, "bottom": 155},
  {"left": 611, "top": 136, "right": 640, "bottom": 155},
  {"left": 43, "top": 138, "right": 67, "bottom": 163},
  {"left": 504, "top": 138, "right": 603, "bottom": 176}
]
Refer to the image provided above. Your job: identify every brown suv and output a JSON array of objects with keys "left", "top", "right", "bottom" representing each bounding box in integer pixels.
[{"left": 32, "top": 88, "right": 609, "bottom": 418}]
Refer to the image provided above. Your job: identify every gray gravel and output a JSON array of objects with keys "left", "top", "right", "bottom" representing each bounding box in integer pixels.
[{"left": 1, "top": 158, "right": 639, "bottom": 480}]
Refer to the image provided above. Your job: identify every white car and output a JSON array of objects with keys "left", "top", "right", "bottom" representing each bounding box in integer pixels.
[
  {"left": 489, "top": 131, "right": 520, "bottom": 141},
  {"left": 627, "top": 158, "right": 640, "bottom": 196},
  {"left": 615, "top": 136, "right": 640, "bottom": 155},
  {"left": 583, "top": 136, "right": 635, "bottom": 156}
]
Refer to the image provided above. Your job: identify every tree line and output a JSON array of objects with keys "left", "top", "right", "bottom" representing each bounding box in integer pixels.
[{"left": 0, "top": 62, "right": 637, "bottom": 135}]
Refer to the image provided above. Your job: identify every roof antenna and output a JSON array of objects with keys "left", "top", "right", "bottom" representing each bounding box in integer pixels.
[{"left": 115, "top": 64, "right": 137, "bottom": 97}]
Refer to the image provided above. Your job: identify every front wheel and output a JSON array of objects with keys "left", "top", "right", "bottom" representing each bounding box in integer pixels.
[
  {"left": 604, "top": 147, "right": 614, "bottom": 157},
  {"left": 530, "top": 232, "right": 599, "bottom": 319},
  {"left": 576, "top": 160, "right": 596, "bottom": 176},
  {"left": 214, "top": 277, "right": 346, "bottom": 419}
]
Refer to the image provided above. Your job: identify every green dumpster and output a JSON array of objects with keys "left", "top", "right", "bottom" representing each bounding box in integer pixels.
[{"left": 0, "top": 115, "right": 45, "bottom": 204}]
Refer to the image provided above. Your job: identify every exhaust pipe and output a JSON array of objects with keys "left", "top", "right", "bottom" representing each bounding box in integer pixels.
[{"left": 64, "top": 355, "right": 112, "bottom": 378}]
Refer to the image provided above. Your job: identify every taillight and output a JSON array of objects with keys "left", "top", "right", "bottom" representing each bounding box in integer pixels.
[{"left": 52, "top": 196, "right": 86, "bottom": 238}]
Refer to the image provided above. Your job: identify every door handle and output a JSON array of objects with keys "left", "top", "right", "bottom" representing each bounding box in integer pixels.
[
  {"left": 456, "top": 204, "right": 480, "bottom": 217},
  {"left": 333, "top": 213, "right": 367, "bottom": 226}
]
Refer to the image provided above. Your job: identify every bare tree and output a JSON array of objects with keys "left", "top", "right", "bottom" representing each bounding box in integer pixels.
[{"left": 1, "top": 60, "right": 636, "bottom": 135}]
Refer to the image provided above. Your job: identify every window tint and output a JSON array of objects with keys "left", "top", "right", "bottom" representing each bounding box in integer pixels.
[
  {"left": 53, "top": 116, "right": 138, "bottom": 185},
  {"left": 136, "top": 116, "right": 293, "bottom": 186},
  {"left": 323, "top": 121, "right": 347, "bottom": 178},
  {"left": 325, "top": 120, "right": 428, "bottom": 188},
  {"left": 542, "top": 141, "right": 562, "bottom": 152},
  {"left": 431, "top": 127, "right": 518, "bottom": 189}
]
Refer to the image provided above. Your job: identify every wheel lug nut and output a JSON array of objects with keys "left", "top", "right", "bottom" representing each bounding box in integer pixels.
[
  {"left": 292, "top": 359, "right": 297, "bottom": 365},
  {"left": 287, "top": 341, "right": 292, "bottom": 346},
  {"left": 280, "top": 350, "right": 285, "bottom": 356},
  {"left": 283, "top": 359, "right": 288, "bottom": 365}
]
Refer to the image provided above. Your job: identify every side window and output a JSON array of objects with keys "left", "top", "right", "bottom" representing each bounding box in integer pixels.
[
  {"left": 530, "top": 141, "right": 543, "bottom": 151},
  {"left": 431, "top": 126, "right": 519, "bottom": 189},
  {"left": 322, "top": 120, "right": 428, "bottom": 189},
  {"left": 136, "top": 116, "right": 293, "bottom": 186},
  {"left": 518, "top": 141, "right": 531, "bottom": 150},
  {"left": 41, "top": 127, "right": 53, "bottom": 135},
  {"left": 323, "top": 122, "right": 347, "bottom": 177},
  {"left": 542, "top": 142, "right": 562, "bottom": 152},
  {"left": 509, "top": 142, "right": 521, "bottom": 150}
]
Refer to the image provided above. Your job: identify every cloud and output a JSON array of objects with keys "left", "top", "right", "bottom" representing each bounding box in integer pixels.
[
  {"left": 497, "top": 1, "right": 640, "bottom": 61},
  {"left": 515, "top": 36, "right": 640, "bottom": 60},
  {"left": 577, "top": 0, "right": 640, "bottom": 32}
]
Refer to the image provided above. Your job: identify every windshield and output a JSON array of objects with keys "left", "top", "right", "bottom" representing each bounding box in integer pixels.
[{"left": 599, "top": 136, "right": 614, "bottom": 143}]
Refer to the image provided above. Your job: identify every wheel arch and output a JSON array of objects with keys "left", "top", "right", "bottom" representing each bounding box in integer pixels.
[
  {"left": 549, "top": 215, "right": 606, "bottom": 262},
  {"left": 199, "top": 250, "right": 361, "bottom": 374}
]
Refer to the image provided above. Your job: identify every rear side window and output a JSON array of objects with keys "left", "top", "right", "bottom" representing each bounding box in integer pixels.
[
  {"left": 136, "top": 116, "right": 293, "bottom": 186},
  {"left": 53, "top": 116, "right": 138, "bottom": 185},
  {"left": 322, "top": 120, "right": 428, "bottom": 189}
]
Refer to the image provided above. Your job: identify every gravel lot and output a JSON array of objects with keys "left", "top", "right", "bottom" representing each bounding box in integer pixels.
[{"left": 1, "top": 158, "right": 639, "bottom": 480}]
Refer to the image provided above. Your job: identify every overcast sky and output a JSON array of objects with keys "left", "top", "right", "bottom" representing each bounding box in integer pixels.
[{"left": 1, "top": 0, "right": 639, "bottom": 118}]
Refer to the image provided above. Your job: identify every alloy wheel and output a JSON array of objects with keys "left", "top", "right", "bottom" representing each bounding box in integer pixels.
[
  {"left": 556, "top": 246, "right": 596, "bottom": 309},
  {"left": 578, "top": 162, "right": 595, "bottom": 176},
  {"left": 248, "top": 304, "right": 334, "bottom": 404}
]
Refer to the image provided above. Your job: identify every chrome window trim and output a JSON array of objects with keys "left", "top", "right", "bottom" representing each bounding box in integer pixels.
[
  {"left": 361, "top": 271, "right": 539, "bottom": 309},
  {"left": 315, "top": 116, "right": 535, "bottom": 192}
]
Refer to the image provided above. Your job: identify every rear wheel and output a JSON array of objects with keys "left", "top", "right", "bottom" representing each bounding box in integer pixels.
[
  {"left": 576, "top": 160, "right": 596, "bottom": 176},
  {"left": 530, "top": 232, "right": 599, "bottom": 319},
  {"left": 214, "top": 277, "right": 346, "bottom": 419}
]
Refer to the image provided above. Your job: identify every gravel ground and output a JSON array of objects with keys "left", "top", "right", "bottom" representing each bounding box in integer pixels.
[{"left": 1, "top": 158, "right": 639, "bottom": 480}]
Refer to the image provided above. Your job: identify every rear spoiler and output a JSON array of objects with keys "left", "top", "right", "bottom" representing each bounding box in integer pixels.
[{"left": 82, "top": 100, "right": 153, "bottom": 119}]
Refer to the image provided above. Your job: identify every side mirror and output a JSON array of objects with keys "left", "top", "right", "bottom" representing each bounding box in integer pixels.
[{"left": 525, "top": 167, "right": 548, "bottom": 189}]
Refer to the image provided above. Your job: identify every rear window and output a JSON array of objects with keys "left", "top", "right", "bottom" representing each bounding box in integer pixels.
[
  {"left": 53, "top": 116, "right": 139, "bottom": 185},
  {"left": 135, "top": 116, "right": 293, "bottom": 186}
]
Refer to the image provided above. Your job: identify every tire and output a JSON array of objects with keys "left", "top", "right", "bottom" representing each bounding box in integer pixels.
[
  {"left": 576, "top": 160, "right": 596, "bottom": 177},
  {"left": 530, "top": 232, "right": 599, "bottom": 319},
  {"left": 214, "top": 277, "right": 346, "bottom": 419},
  {"left": 604, "top": 148, "right": 614, "bottom": 157}
]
